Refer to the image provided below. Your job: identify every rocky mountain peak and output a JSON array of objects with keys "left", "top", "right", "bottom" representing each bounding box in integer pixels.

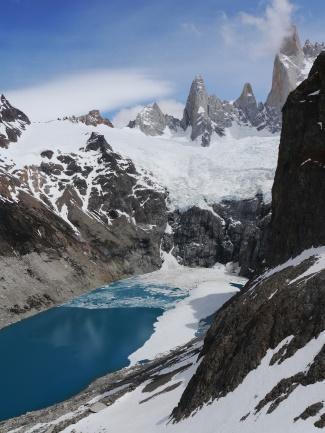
[
  {"left": 181, "top": 75, "right": 222, "bottom": 146},
  {"left": 238, "top": 82, "right": 254, "bottom": 99},
  {"left": 266, "top": 26, "right": 305, "bottom": 113},
  {"left": 234, "top": 82, "right": 258, "bottom": 124},
  {"left": 0, "top": 94, "right": 30, "bottom": 148},
  {"left": 191, "top": 74, "right": 206, "bottom": 92},
  {"left": 66, "top": 110, "right": 113, "bottom": 128},
  {"left": 182, "top": 75, "right": 209, "bottom": 130},
  {"left": 266, "top": 26, "right": 315, "bottom": 113},
  {"left": 280, "top": 25, "right": 303, "bottom": 60},
  {"left": 128, "top": 102, "right": 167, "bottom": 136}
]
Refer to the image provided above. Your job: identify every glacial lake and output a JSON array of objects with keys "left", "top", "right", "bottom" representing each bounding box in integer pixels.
[{"left": 0, "top": 278, "right": 188, "bottom": 421}]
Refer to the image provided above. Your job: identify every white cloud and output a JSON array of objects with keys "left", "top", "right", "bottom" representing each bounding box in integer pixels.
[
  {"left": 158, "top": 99, "right": 184, "bottom": 119},
  {"left": 6, "top": 69, "right": 173, "bottom": 121},
  {"left": 112, "top": 105, "right": 144, "bottom": 128},
  {"left": 112, "top": 99, "right": 184, "bottom": 128},
  {"left": 220, "top": 0, "right": 295, "bottom": 58}
]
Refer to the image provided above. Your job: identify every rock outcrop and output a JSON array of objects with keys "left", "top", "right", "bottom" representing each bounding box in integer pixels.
[
  {"left": 65, "top": 109, "right": 113, "bottom": 127},
  {"left": 172, "top": 54, "right": 325, "bottom": 430},
  {"left": 0, "top": 95, "right": 30, "bottom": 148}
]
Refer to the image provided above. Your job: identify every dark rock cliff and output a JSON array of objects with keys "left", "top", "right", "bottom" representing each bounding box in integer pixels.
[
  {"left": 269, "top": 51, "right": 325, "bottom": 266},
  {"left": 172, "top": 53, "right": 325, "bottom": 428},
  {"left": 165, "top": 194, "right": 270, "bottom": 277}
]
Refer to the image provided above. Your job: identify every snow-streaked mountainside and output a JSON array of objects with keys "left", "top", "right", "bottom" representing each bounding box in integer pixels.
[{"left": 1, "top": 119, "right": 278, "bottom": 211}]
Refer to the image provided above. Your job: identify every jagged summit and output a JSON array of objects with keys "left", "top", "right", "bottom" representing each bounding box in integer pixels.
[
  {"left": 234, "top": 83, "right": 258, "bottom": 125},
  {"left": 182, "top": 76, "right": 208, "bottom": 125},
  {"left": 280, "top": 25, "right": 303, "bottom": 59},
  {"left": 266, "top": 25, "right": 319, "bottom": 112},
  {"left": 181, "top": 75, "right": 214, "bottom": 146},
  {"left": 0, "top": 94, "right": 30, "bottom": 148},
  {"left": 64, "top": 109, "right": 113, "bottom": 128},
  {"left": 128, "top": 102, "right": 166, "bottom": 136},
  {"left": 127, "top": 25, "right": 324, "bottom": 144},
  {"left": 128, "top": 102, "right": 181, "bottom": 136}
]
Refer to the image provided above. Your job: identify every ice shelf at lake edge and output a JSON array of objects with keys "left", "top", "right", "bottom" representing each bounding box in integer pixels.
[{"left": 128, "top": 253, "right": 246, "bottom": 364}]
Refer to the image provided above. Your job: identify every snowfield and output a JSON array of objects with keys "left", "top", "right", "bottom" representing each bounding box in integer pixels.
[{"left": 1, "top": 120, "right": 279, "bottom": 210}]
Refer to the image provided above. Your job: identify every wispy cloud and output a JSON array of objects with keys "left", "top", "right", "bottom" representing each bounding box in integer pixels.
[
  {"left": 6, "top": 69, "right": 173, "bottom": 121},
  {"left": 181, "top": 22, "right": 201, "bottom": 36},
  {"left": 220, "top": 0, "right": 295, "bottom": 58}
]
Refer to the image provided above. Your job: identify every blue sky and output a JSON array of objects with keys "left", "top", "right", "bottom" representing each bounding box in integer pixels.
[{"left": 1, "top": 0, "right": 325, "bottom": 121}]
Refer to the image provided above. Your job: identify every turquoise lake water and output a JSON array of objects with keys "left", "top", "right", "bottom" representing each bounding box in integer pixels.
[{"left": 0, "top": 278, "right": 187, "bottom": 421}]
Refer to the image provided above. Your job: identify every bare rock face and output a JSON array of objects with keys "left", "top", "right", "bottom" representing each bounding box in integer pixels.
[
  {"left": 268, "top": 51, "right": 325, "bottom": 266},
  {"left": 0, "top": 94, "right": 30, "bottom": 148},
  {"left": 66, "top": 109, "right": 113, "bottom": 127},
  {"left": 181, "top": 75, "right": 225, "bottom": 146},
  {"left": 181, "top": 75, "right": 209, "bottom": 137},
  {"left": 266, "top": 26, "right": 305, "bottom": 112}
]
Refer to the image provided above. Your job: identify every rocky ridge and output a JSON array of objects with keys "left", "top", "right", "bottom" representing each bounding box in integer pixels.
[
  {"left": 128, "top": 26, "right": 323, "bottom": 146},
  {"left": 63, "top": 109, "right": 113, "bottom": 127}
]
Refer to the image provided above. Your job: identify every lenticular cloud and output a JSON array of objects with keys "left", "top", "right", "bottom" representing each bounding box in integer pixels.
[{"left": 6, "top": 69, "right": 173, "bottom": 121}]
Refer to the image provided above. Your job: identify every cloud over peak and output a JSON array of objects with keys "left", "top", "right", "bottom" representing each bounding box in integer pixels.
[
  {"left": 6, "top": 69, "right": 173, "bottom": 121},
  {"left": 221, "top": 0, "right": 295, "bottom": 58}
]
